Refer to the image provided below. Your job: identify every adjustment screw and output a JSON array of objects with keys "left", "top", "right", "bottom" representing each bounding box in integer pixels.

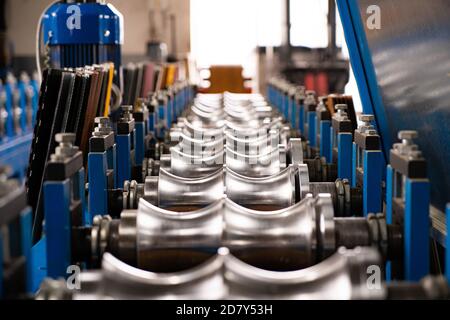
[
  {"left": 408, "top": 150, "right": 423, "bottom": 159},
  {"left": 95, "top": 117, "right": 110, "bottom": 127},
  {"left": 335, "top": 104, "right": 348, "bottom": 112},
  {"left": 93, "top": 117, "right": 112, "bottom": 136},
  {"left": 122, "top": 105, "right": 133, "bottom": 113},
  {"left": 398, "top": 130, "right": 418, "bottom": 141},
  {"left": 55, "top": 133, "right": 76, "bottom": 145},
  {"left": 359, "top": 114, "right": 374, "bottom": 124}
]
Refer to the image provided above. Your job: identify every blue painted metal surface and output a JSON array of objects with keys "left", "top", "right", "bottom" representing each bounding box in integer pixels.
[
  {"left": 30, "top": 238, "right": 47, "bottom": 293},
  {"left": 42, "top": 2, "right": 123, "bottom": 80},
  {"left": 89, "top": 151, "right": 108, "bottom": 217},
  {"left": 386, "top": 165, "right": 394, "bottom": 225},
  {"left": 337, "top": 133, "right": 353, "bottom": 182},
  {"left": 283, "top": 93, "right": 289, "bottom": 120},
  {"left": 158, "top": 102, "right": 167, "bottom": 139},
  {"left": 363, "top": 150, "right": 383, "bottom": 216},
  {"left": 20, "top": 208, "right": 33, "bottom": 293},
  {"left": 43, "top": 179, "right": 71, "bottom": 279},
  {"left": 337, "top": 0, "right": 450, "bottom": 213},
  {"left": 135, "top": 122, "right": 145, "bottom": 167},
  {"left": 307, "top": 112, "right": 316, "bottom": 148},
  {"left": 446, "top": 204, "right": 450, "bottom": 285},
  {"left": 319, "top": 121, "right": 331, "bottom": 161},
  {"left": 116, "top": 134, "right": 132, "bottom": 187},
  {"left": 107, "top": 145, "right": 117, "bottom": 188},
  {"left": 43, "top": 2, "right": 123, "bottom": 45},
  {"left": 351, "top": 143, "right": 358, "bottom": 188},
  {"left": 404, "top": 179, "right": 430, "bottom": 281},
  {"left": 289, "top": 97, "right": 296, "bottom": 128},
  {"left": 298, "top": 102, "right": 305, "bottom": 134},
  {"left": 0, "top": 133, "right": 33, "bottom": 180}
]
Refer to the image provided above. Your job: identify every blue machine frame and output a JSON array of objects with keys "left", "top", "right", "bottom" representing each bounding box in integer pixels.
[{"left": 336, "top": 0, "right": 450, "bottom": 216}]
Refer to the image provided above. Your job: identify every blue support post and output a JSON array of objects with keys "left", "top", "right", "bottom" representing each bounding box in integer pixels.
[
  {"left": 404, "top": 178, "right": 430, "bottom": 281},
  {"left": 20, "top": 208, "right": 33, "bottom": 293},
  {"left": 290, "top": 99, "right": 296, "bottom": 128},
  {"left": 363, "top": 150, "right": 383, "bottom": 216},
  {"left": 116, "top": 134, "right": 132, "bottom": 188},
  {"left": 352, "top": 142, "right": 358, "bottom": 188},
  {"left": 30, "top": 238, "right": 47, "bottom": 293},
  {"left": 320, "top": 120, "right": 331, "bottom": 162},
  {"left": 307, "top": 112, "right": 317, "bottom": 148},
  {"left": 446, "top": 204, "right": 450, "bottom": 285},
  {"left": 337, "top": 133, "right": 353, "bottom": 182},
  {"left": 158, "top": 102, "right": 166, "bottom": 139},
  {"left": 4, "top": 83, "right": 15, "bottom": 138},
  {"left": 135, "top": 121, "right": 145, "bottom": 167},
  {"left": 43, "top": 179, "right": 71, "bottom": 279},
  {"left": 283, "top": 94, "right": 289, "bottom": 120},
  {"left": 88, "top": 152, "right": 108, "bottom": 216},
  {"left": 386, "top": 165, "right": 394, "bottom": 225},
  {"left": 107, "top": 145, "right": 117, "bottom": 188},
  {"left": 298, "top": 103, "right": 305, "bottom": 134}
]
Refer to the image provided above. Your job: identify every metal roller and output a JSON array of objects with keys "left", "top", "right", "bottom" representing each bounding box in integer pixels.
[
  {"left": 225, "top": 165, "right": 297, "bottom": 210},
  {"left": 148, "top": 167, "right": 225, "bottom": 211},
  {"left": 37, "top": 247, "right": 388, "bottom": 300},
  {"left": 225, "top": 145, "right": 285, "bottom": 177},
  {"left": 164, "top": 146, "right": 224, "bottom": 178}
]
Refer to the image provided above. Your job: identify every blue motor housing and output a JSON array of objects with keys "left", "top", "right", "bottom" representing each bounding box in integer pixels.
[{"left": 42, "top": 1, "right": 123, "bottom": 80}]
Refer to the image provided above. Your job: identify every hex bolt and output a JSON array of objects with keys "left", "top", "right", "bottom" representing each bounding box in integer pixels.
[
  {"left": 52, "top": 133, "right": 78, "bottom": 161},
  {"left": 359, "top": 114, "right": 375, "bottom": 133},
  {"left": 93, "top": 117, "right": 112, "bottom": 136},
  {"left": 335, "top": 104, "right": 348, "bottom": 118},
  {"left": 398, "top": 130, "right": 418, "bottom": 146},
  {"left": 359, "top": 114, "right": 374, "bottom": 126},
  {"left": 55, "top": 133, "right": 76, "bottom": 146},
  {"left": 95, "top": 117, "right": 110, "bottom": 126},
  {"left": 121, "top": 105, "right": 134, "bottom": 122},
  {"left": 408, "top": 150, "right": 423, "bottom": 159}
]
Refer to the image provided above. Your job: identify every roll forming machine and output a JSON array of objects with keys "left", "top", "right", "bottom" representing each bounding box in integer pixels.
[{"left": 0, "top": 0, "right": 449, "bottom": 301}]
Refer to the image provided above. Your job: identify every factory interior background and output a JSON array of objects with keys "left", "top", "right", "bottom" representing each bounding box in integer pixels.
[{"left": 0, "top": 0, "right": 449, "bottom": 304}]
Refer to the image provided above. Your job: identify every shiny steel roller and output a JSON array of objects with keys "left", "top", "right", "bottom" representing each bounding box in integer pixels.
[{"left": 38, "top": 247, "right": 386, "bottom": 300}]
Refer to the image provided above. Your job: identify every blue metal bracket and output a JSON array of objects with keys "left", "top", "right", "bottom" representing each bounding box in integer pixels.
[
  {"left": 116, "top": 133, "right": 133, "bottom": 187},
  {"left": 158, "top": 102, "right": 167, "bottom": 139},
  {"left": 307, "top": 112, "right": 317, "bottom": 148},
  {"left": 404, "top": 179, "right": 430, "bottom": 281},
  {"left": 43, "top": 179, "right": 71, "bottom": 279},
  {"left": 289, "top": 96, "right": 296, "bottom": 128},
  {"left": 89, "top": 152, "right": 109, "bottom": 216},
  {"left": 319, "top": 120, "right": 331, "bottom": 162},
  {"left": 335, "top": 0, "right": 390, "bottom": 160},
  {"left": 20, "top": 208, "right": 33, "bottom": 293},
  {"left": 446, "top": 204, "right": 450, "bottom": 285},
  {"left": 134, "top": 122, "right": 146, "bottom": 167},
  {"left": 298, "top": 102, "right": 305, "bottom": 134},
  {"left": 337, "top": 133, "right": 353, "bottom": 183},
  {"left": 283, "top": 93, "right": 290, "bottom": 120},
  {"left": 0, "top": 133, "right": 33, "bottom": 180},
  {"left": 362, "top": 150, "right": 383, "bottom": 216}
]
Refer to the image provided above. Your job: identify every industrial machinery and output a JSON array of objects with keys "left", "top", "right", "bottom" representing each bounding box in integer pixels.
[
  {"left": 0, "top": 72, "right": 39, "bottom": 180},
  {"left": 0, "top": 0, "right": 449, "bottom": 302},
  {"left": 38, "top": 0, "right": 123, "bottom": 83}
]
